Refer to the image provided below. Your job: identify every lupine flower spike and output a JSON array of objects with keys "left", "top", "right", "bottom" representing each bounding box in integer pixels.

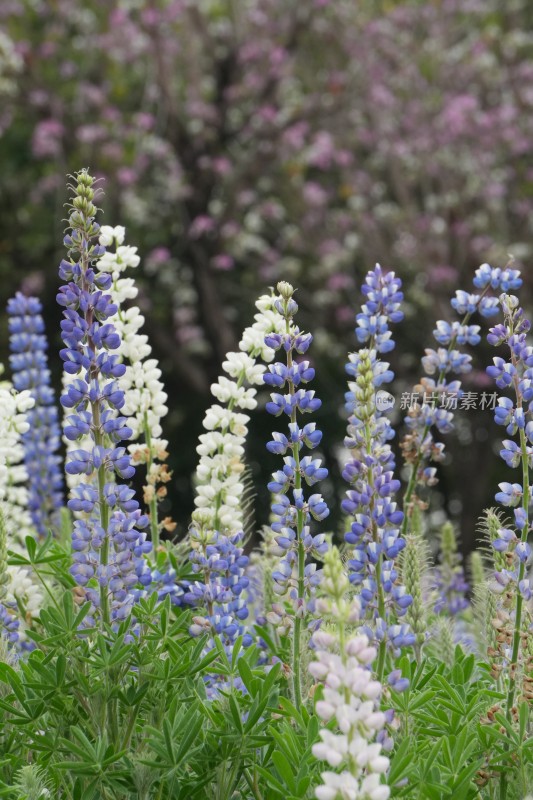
[
  {"left": 7, "top": 293, "right": 64, "bottom": 537},
  {"left": 97, "top": 226, "right": 171, "bottom": 547},
  {"left": 485, "top": 291, "right": 533, "bottom": 798},
  {"left": 184, "top": 294, "right": 285, "bottom": 690},
  {"left": 192, "top": 293, "right": 284, "bottom": 535},
  {"left": 58, "top": 170, "right": 151, "bottom": 628},
  {"left": 342, "top": 265, "right": 413, "bottom": 681},
  {"left": 400, "top": 263, "right": 522, "bottom": 534},
  {"left": 310, "top": 547, "right": 391, "bottom": 800},
  {"left": 264, "top": 281, "right": 330, "bottom": 708},
  {"left": 0, "top": 366, "right": 35, "bottom": 547}
]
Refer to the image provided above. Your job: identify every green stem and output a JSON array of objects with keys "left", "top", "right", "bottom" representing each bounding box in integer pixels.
[
  {"left": 143, "top": 412, "right": 160, "bottom": 550},
  {"left": 500, "top": 339, "right": 530, "bottom": 800},
  {"left": 92, "top": 400, "right": 110, "bottom": 627},
  {"left": 362, "top": 417, "right": 387, "bottom": 681},
  {"left": 287, "top": 320, "right": 306, "bottom": 709}
]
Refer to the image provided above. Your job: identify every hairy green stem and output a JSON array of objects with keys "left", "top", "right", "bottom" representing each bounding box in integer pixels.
[
  {"left": 142, "top": 412, "right": 160, "bottom": 549},
  {"left": 286, "top": 316, "right": 306, "bottom": 709},
  {"left": 500, "top": 358, "right": 530, "bottom": 800}
]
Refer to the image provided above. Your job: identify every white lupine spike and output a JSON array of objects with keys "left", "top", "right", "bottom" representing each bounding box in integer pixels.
[
  {"left": 0, "top": 370, "right": 45, "bottom": 632},
  {"left": 192, "top": 294, "right": 285, "bottom": 534},
  {"left": 311, "top": 551, "right": 390, "bottom": 800},
  {"left": 0, "top": 374, "right": 35, "bottom": 545}
]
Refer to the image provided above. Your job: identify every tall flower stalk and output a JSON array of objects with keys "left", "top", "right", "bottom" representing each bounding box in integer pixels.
[
  {"left": 58, "top": 170, "right": 150, "bottom": 627},
  {"left": 7, "top": 293, "right": 64, "bottom": 537},
  {"left": 342, "top": 265, "right": 412, "bottom": 681},
  {"left": 192, "top": 293, "right": 284, "bottom": 535},
  {"left": 97, "top": 225, "right": 171, "bottom": 548},
  {"left": 264, "top": 281, "right": 329, "bottom": 708},
  {"left": 184, "top": 294, "right": 285, "bottom": 688},
  {"left": 0, "top": 367, "right": 35, "bottom": 547},
  {"left": 400, "top": 264, "right": 522, "bottom": 534},
  {"left": 485, "top": 292, "right": 533, "bottom": 799},
  {"left": 310, "top": 547, "right": 390, "bottom": 800}
]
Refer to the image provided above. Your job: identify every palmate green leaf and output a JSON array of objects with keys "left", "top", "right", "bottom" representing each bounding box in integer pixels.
[
  {"left": 389, "top": 737, "right": 418, "bottom": 786},
  {"left": 271, "top": 750, "right": 296, "bottom": 793},
  {"left": 228, "top": 695, "right": 243, "bottom": 734},
  {"left": 255, "top": 764, "right": 285, "bottom": 797},
  {"left": 243, "top": 692, "right": 270, "bottom": 734},
  {"left": 408, "top": 688, "right": 436, "bottom": 711},
  {"left": 237, "top": 658, "right": 255, "bottom": 696}
]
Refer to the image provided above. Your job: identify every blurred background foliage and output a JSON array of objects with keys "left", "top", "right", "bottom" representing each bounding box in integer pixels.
[{"left": 0, "top": 0, "right": 532, "bottom": 555}]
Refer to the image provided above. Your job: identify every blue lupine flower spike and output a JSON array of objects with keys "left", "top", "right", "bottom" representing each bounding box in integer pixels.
[
  {"left": 7, "top": 293, "right": 64, "bottom": 537},
  {"left": 264, "top": 280, "right": 330, "bottom": 709},
  {"left": 343, "top": 265, "right": 413, "bottom": 683},
  {"left": 57, "top": 170, "right": 151, "bottom": 629}
]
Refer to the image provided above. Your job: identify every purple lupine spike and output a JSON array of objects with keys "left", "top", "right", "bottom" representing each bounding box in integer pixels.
[
  {"left": 57, "top": 170, "right": 151, "bottom": 628},
  {"left": 342, "top": 265, "right": 413, "bottom": 676},
  {"left": 7, "top": 293, "right": 64, "bottom": 537},
  {"left": 263, "top": 281, "right": 330, "bottom": 707},
  {"left": 401, "top": 262, "right": 523, "bottom": 514}
]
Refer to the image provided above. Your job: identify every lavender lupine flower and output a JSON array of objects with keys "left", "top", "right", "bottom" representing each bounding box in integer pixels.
[
  {"left": 264, "top": 281, "right": 329, "bottom": 707},
  {"left": 485, "top": 292, "right": 533, "bottom": 729},
  {"left": 183, "top": 522, "right": 251, "bottom": 697},
  {"left": 400, "top": 263, "right": 523, "bottom": 530},
  {"left": 310, "top": 548, "right": 390, "bottom": 800},
  {"left": 342, "top": 265, "right": 413, "bottom": 679},
  {"left": 57, "top": 170, "right": 150, "bottom": 627},
  {"left": 7, "top": 293, "right": 64, "bottom": 537},
  {"left": 0, "top": 511, "right": 20, "bottom": 652}
]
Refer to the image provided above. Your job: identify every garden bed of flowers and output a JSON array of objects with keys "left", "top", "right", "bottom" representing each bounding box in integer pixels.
[{"left": 0, "top": 170, "right": 531, "bottom": 799}]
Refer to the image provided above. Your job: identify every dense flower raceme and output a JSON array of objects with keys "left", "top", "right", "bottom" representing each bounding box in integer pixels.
[
  {"left": 96, "top": 225, "right": 172, "bottom": 547},
  {"left": 7, "top": 293, "right": 64, "bottom": 537},
  {"left": 485, "top": 293, "right": 533, "bottom": 714},
  {"left": 0, "top": 380, "right": 44, "bottom": 644},
  {"left": 342, "top": 265, "right": 413, "bottom": 673},
  {"left": 62, "top": 224, "right": 172, "bottom": 547},
  {"left": 192, "top": 294, "right": 286, "bottom": 535},
  {"left": 57, "top": 170, "right": 151, "bottom": 626},
  {"left": 0, "top": 368, "right": 35, "bottom": 547},
  {"left": 310, "top": 548, "right": 391, "bottom": 800},
  {"left": 185, "top": 296, "right": 286, "bottom": 669},
  {"left": 400, "top": 263, "right": 523, "bottom": 527},
  {"left": 264, "top": 281, "right": 330, "bottom": 706}
]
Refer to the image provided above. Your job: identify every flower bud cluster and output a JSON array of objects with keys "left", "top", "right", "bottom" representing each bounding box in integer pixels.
[
  {"left": 7, "top": 293, "right": 64, "bottom": 537},
  {"left": 433, "top": 522, "right": 469, "bottom": 616},
  {"left": 310, "top": 548, "right": 391, "bottom": 800},
  {"left": 57, "top": 170, "right": 151, "bottom": 625}
]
